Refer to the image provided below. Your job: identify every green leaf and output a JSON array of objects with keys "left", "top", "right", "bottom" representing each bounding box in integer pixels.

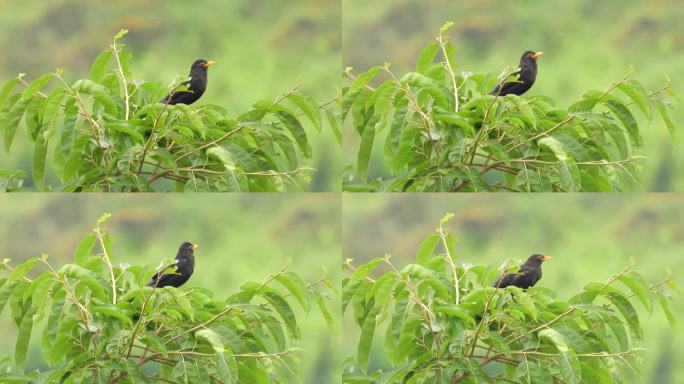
[
  {"left": 92, "top": 305, "right": 133, "bottom": 327},
  {"left": 30, "top": 274, "right": 53, "bottom": 316},
  {"left": 400, "top": 72, "right": 440, "bottom": 89},
  {"left": 603, "top": 100, "right": 641, "bottom": 147},
  {"left": 274, "top": 110, "right": 311, "bottom": 158},
  {"left": 537, "top": 137, "right": 568, "bottom": 161},
  {"left": 40, "top": 87, "right": 66, "bottom": 128},
  {"left": 215, "top": 352, "right": 238, "bottom": 384},
  {"left": 161, "top": 286, "right": 194, "bottom": 320},
  {"left": 89, "top": 51, "right": 113, "bottom": 82},
  {"left": 655, "top": 101, "right": 676, "bottom": 141},
  {"left": 106, "top": 122, "right": 144, "bottom": 143},
  {"left": 349, "top": 257, "right": 382, "bottom": 285},
  {"left": 32, "top": 126, "right": 49, "bottom": 190},
  {"left": 2, "top": 95, "right": 31, "bottom": 154},
  {"left": 357, "top": 121, "right": 375, "bottom": 181},
  {"left": 617, "top": 271, "right": 652, "bottom": 312},
  {"left": 358, "top": 307, "right": 378, "bottom": 372},
  {"left": 21, "top": 74, "right": 52, "bottom": 103},
  {"left": 416, "top": 233, "right": 439, "bottom": 266},
  {"left": 415, "top": 43, "right": 439, "bottom": 74},
  {"left": 510, "top": 287, "right": 538, "bottom": 321},
  {"left": 515, "top": 359, "right": 553, "bottom": 384},
  {"left": 24, "top": 96, "right": 44, "bottom": 142},
  {"left": 286, "top": 92, "right": 321, "bottom": 133},
  {"left": 538, "top": 328, "right": 569, "bottom": 352},
  {"left": 558, "top": 350, "right": 581, "bottom": 384},
  {"left": 71, "top": 79, "right": 110, "bottom": 96},
  {"left": 656, "top": 292, "right": 676, "bottom": 332},
  {"left": 617, "top": 79, "right": 651, "bottom": 120},
  {"left": 261, "top": 291, "right": 299, "bottom": 339},
  {"left": 325, "top": 108, "right": 342, "bottom": 145},
  {"left": 274, "top": 272, "right": 309, "bottom": 312},
  {"left": 433, "top": 112, "right": 476, "bottom": 136},
  {"left": 0, "top": 77, "right": 20, "bottom": 106},
  {"left": 434, "top": 304, "right": 476, "bottom": 327},
  {"left": 604, "top": 292, "right": 642, "bottom": 339},
  {"left": 73, "top": 233, "right": 97, "bottom": 265},
  {"left": 195, "top": 328, "right": 225, "bottom": 353},
  {"left": 114, "top": 28, "right": 129, "bottom": 41},
  {"left": 312, "top": 290, "right": 335, "bottom": 333},
  {"left": 140, "top": 332, "right": 168, "bottom": 357},
  {"left": 580, "top": 362, "right": 613, "bottom": 383},
  {"left": 15, "top": 308, "right": 36, "bottom": 371},
  {"left": 351, "top": 66, "right": 382, "bottom": 92},
  {"left": 206, "top": 147, "right": 248, "bottom": 192},
  {"left": 58, "top": 264, "right": 107, "bottom": 300},
  {"left": 401, "top": 264, "right": 449, "bottom": 300},
  {"left": 370, "top": 272, "right": 396, "bottom": 314},
  {"left": 7, "top": 258, "right": 39, "bottom": 284},
  {"left": 558, "top": 160, "right": 581, "bottom": 192}
]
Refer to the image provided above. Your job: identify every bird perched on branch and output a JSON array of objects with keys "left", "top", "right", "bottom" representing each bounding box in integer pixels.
[
  {"left": 161, "top": 59, "right": 215, "bottom": 105},
  {"left": 147, "top": 242, "right": 198, "bottom": 288},
  {"left": 489, "top": 50, "right": 543, "bottom": 96},
  {"left": 493, "top": 254, "right": 551, "bottom": 289}
]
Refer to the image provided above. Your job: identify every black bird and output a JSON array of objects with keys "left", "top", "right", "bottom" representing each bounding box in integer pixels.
[
  {"left": 147, "top": 242, "right": 198, "bottom": 288},
  {"left": 493, "top": 254, "right": 552, "bottom": 289},
  {"left": 161, "top": 59, "right": 215, "bottom": 105},
  {"left": 489, "top": 51, "right": 543, "bottom": 96}
]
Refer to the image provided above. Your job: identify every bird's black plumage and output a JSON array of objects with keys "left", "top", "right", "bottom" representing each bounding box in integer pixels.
[
  {"left": 493, "top": 254, "right": 551, "bottom": 289},
  {"left": 161, "top": 59, "right": 215, "bottom": 105},
  {"left": 147, "top": 242, "right": 198, "bottom": 288},
  {"left": 489, "top": 50, "right": 542, "bottom": 96}
]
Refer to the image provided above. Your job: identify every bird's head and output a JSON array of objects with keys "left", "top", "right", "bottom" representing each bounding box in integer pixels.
[
  {"left": 190, "top": 59, "right": 216, "bottom": 73},
  {"left": 527, "top": 253, "right": 552, "bottom": 265},
  {"left": 520, "top": 50, "right": 543, "bottom": 63},
  {"left": 179, "top": 242, "right": 199, "bottom": 254}
]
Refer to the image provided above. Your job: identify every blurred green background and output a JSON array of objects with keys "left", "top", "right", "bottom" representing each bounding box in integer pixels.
[
  {"left": 342, "top": 194, "right": 683, "bottom": 383},
  {"left": 0, "top": 194, "right": 341, "bottom": 383},
  {"left": 0, "top": 0, "right": 341, "bottom": 191},
  {"left": 342, "top": 0, "right": 683, "bottom": 191}
]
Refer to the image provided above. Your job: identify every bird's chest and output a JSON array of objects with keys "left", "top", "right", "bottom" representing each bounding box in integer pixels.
[
  {"left": 177, "top": 259, "right": 194, "bottom": 274},
  {"left": 189, "top": 77, "right": 207, "bottom": 93},
  {"left": 519, "top": 66, "right": 537, "bottom": 85}
]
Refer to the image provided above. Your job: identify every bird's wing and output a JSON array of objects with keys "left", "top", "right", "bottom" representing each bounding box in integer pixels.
[
  {"left": 161, "top": 80, "right": 193, "bottom": 103},
  {"left": 146, "top": 262, "right": 180, "bottom": 286},
  {"left": 489, "top": 72, "right": 522, "bottom": 95},
  {"left": 494, "top": 272, "right": 519, "bottom": 288}
]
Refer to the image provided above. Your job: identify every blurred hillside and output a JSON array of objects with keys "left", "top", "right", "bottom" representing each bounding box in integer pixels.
[
  {"left": 342, "top": 194, "right": 684, "bottom": 383},
  {"left": 0, "top": 194, "right": 341, "bottom": 383},
  {"left": 342, "top": 0, "right": 684, "bottom": 191},
  {"left": 0, "top": 0, "right": 341, "bottom": 191}
]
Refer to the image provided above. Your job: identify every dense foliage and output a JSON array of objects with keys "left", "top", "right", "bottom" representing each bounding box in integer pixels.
[
  {"left": 342, "top": 214, "right": 677, "bottom": 383},
  {"left": 342, "top": 23, "right": 679, "bottom": 192},
  {"left": 0, "top": 30, "right": 338, "bottom": 191},
  {"left": 0, "top": 214, "right": 334, "bottom": 383}
]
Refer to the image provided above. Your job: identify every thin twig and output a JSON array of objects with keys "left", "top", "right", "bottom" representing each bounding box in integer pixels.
[
  {"left": 111, "top": 38, "right": 130, "bottom": 121},
  {"left": 436, "top": 32, "right": 459, "bottom": 112},
  {"left": 166, "top": 306, "right": 234, "bottom": 344}
]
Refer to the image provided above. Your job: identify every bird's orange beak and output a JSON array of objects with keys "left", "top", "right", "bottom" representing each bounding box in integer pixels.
[
  {"left": 202, "top": 61, "right": 216, "bottom": 69},
  {"left": 541, "top": 255, "right": 552, "bottom": 261},
  {"left": 191, "top": 243, "right": 199, "bottom": 249},
  {"left": 531, "top": 52, "right": 543, "bottom": 60}
]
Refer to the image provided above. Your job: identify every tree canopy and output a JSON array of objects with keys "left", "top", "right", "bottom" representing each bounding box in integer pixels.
[
  {"left": 0, "top": 30, "right": 339, "bottom": 192},
  {"left": 342, "top": 214, "right": 677, "bottom": 383},
  {"left": 342, "top": 23, "right": 679, "bottom": 192},
  {"left": 0, "top": 213, "right": 334, "bottom": 383}
]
